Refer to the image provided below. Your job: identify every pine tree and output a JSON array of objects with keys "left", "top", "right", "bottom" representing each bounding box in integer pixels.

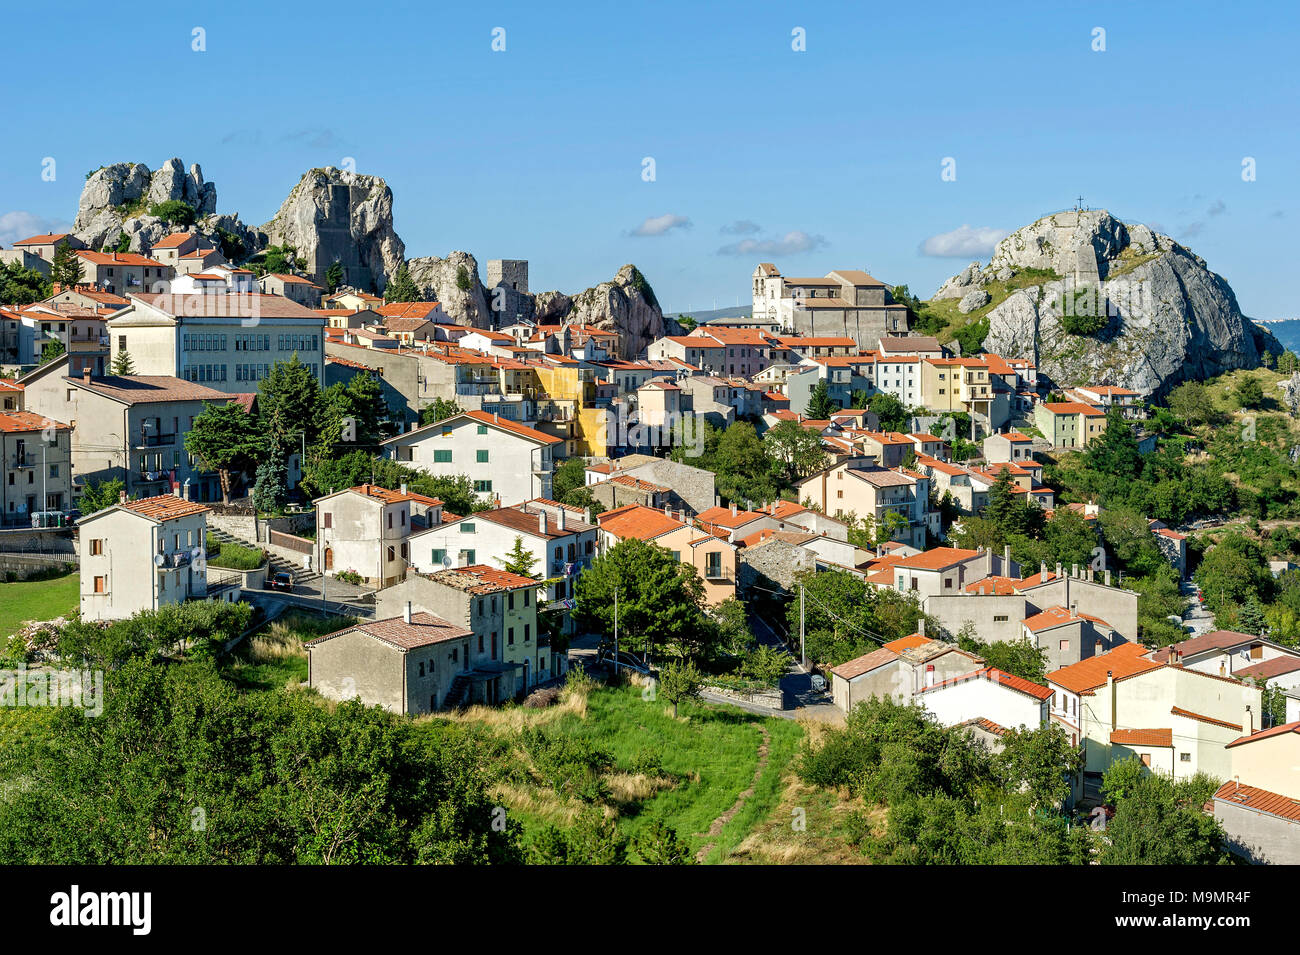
[
  {"left": 324, "top": 260, "right": 345, "bottom": 293},
  {"left": 805, "top": 379, "right": 837, "bottom": 419},
  {"left": 501, "top": 536, "right": 538, "bottom": 577},
  {"left": 384, "top": 264, "right": 420, "bottom": 303},
  {"left": 111, "top": 349, "right": 136, "bottom": 375},
  {"left": 49, "top": 243, "right": 83, "bottom": 290}
]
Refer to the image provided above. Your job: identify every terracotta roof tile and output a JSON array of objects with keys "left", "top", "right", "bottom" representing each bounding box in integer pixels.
[
  {"left": 1226, "top": 720, "right": 1300, "bottom": 749},
  {"left": 1213, "top": 780, "right": 1300, "bottom": 822},
  {"left": 1047, "top": 643, "right": 1160, "bottom": 695},
  {"left": 119, "top": 494, "right": 211, "bottom": 522},
  {"left": 306, "top": 612, "right": 472, "bottom": 651},
  {"left": 1110, "top": 728, "right": 1173, "bottom": 747}
]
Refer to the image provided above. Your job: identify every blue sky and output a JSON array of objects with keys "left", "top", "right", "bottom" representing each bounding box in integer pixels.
[{"left": 2, "top": 0, "right": 1296, "bottom": 316}]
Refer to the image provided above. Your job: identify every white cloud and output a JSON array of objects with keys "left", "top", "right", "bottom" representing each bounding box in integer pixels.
[
  {"left": 918, "top": 224, "right": 1008, "bottom": 258},
  {"left": 630, "top": 214, "right": 692, "bottom": 237},
  {"left": 717, "top": 230, "right": 827, "bottom": 257},
  {"left": 0, "top": 211, "right": 71, "bottom": 247},
  {"left": 720, "top": 219, "right": 761, "bottom": 235}
]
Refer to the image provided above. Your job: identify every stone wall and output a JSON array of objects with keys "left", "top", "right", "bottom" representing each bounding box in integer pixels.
[{"left": 702, "top": 683, "right": 785, "bottom": 711}]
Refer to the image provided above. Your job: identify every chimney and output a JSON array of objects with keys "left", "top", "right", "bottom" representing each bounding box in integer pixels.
[
  {"left": 584, "top": 507, "right": 593, "bottom": 525},
  {"left": 118, "top": 490, "right": 128, "bottom": 505},
  {"left": 403, "top": 601, "right": 412, "bottom": 624},
  {"left": 1242, "top": 705, "right": 1253, "bottom": 737},
  {"left": 82, "top": 366, "right": 91, "bottom": 383},
  {"left": 731, "top": 502, "right": 738, "bottom": 517},
  {"left": 538, "top": 510, "right": 548, "bottom": 535},
  {"left": 1104, "top": 569, "right": 1112, "bottom": 587},
  {"left": 1003, "top": 544, "right": 1011, "bottom": 571},
  {"left": 1055, "top": 562, "right": 1062, "bottom": 579},
  {"left": 664, "top": 504, "right": 671, "bottom": 517},
  {"left": 925, "top": 664, "right": 935, "bottom": 687},
  {"left": 400, "top": 483, "right": 407, "bottom": 496},
  {"left": 556, "top": 508, "right": 566, "bottom": 532},
  {"left": 917, "top": 617, "right": 925, "bottom": 637},
  {"left": 1071, "top": 563, "right": 1079, "bottom": 579},
  {"left": 1107, "top": 670, "right": 1116, "bottom": 732},
  {"left": 1040, "top": 561, "right": 1048, "bottom": 579}
]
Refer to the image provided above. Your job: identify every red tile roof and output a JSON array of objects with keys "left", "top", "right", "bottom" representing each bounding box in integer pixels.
[
  {"left": 1151, "top": 630, "right": 1262, "bottom": 663},
  {"left": 1047, "top": 642, "right": 1161, "bottom": 694},
  {"left": 307, "top": 612, "right": 472, "bottom": 651},
  {"left": 830, "top": 646, "right": 899, "bottom": 679},
  {"left": 882, "top": 633, "right": 931, "bottom": 653},
  {"left": 1110, "top": 728, "right": 1173, "bottom": 747},
  {"left": 119, "top": 495, "right": 211, "bottom": 522},
  {"left": 0, "top": 410, "right": 69, "bottom": 433},
  {"left": 1226, "top": 720, "right": 1300, "bottom": 749},
  {"left": 894, "top": 547, "right": 981, "bottom": 571},
  {"left": 598, "top": 504, "right": 684, "bottom": 542},
  {"left": 1170, "top": 706, "right": 1244, "bottom": 731},
  {"left": 918, "top": 666, "right": 1053, "bottom": 701},
  {"left": 1213, "top": 780, "right": 1300, "bottom": 822},
  {"left": 1233, "top": 656, "right": 1300, "bottom": 681}
]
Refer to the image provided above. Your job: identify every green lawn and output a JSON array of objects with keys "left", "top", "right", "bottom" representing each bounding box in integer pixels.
[
  {"left": 0, "top": 571, "right": 79, "bottom": 639},
  {"left": 218, "top": 610, "right": 352, "bottom": 692}
]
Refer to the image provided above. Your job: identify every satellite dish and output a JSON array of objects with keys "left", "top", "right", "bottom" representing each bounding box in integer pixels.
[
  {"left": 442, "top": 555, "right": 452, "bottom": 569},
  {"left": 153, "top": 553, "right": 165, "bottom": 566}
]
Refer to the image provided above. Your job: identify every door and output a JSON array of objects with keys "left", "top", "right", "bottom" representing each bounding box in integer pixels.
[{"left": 324, "top": 547, "right": 334, "bottom": 571}]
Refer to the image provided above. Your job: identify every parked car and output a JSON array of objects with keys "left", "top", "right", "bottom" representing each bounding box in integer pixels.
[
  {"left": 810, "top": 674, "right": 828, "bottom": 693},
  {"left": 268, "top": 572, "right": 294, "bottom": 592}
]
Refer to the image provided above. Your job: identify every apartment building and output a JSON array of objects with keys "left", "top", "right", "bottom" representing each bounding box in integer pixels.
[
  {"left": 598, "top": 503, "right": 738, "bottom": 605},
  {"left": 797, "top": 457, "right": 935, "bottom": 548},
  {"left": 105, "top": 291, "right": 326, "bottom": 390},
  {"left": 0, "top": 410, "right": 72, "bottom": 525}
]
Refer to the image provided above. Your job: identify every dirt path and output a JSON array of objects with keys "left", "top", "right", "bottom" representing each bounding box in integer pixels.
[{"left": 694, "top": 724, "right": 771, "bottom": 863}]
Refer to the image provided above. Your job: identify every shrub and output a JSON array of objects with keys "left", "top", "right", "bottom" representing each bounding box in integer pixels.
[{"left": 148, "top": 200, "right": 197, "bottom": 226}]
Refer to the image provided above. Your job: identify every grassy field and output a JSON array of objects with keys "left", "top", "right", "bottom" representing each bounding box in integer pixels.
[
  {"left": 218, "top": 610, "right": 352, "bottom": 692},
  {"left": 0, "top": 571, "right": 79, "bottom": 639},
  {"left": 438, "top": 678, "right": 806, "bottom": 864}
]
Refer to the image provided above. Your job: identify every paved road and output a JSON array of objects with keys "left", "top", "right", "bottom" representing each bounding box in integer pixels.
[
  {"left": 1180, "top": 580, "right": 1213, "bottom": 637},
  {"left": 242, "top": 585, "right": 375, "bottom": 619}
]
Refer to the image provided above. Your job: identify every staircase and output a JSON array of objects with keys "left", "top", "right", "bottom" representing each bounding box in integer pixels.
[
  {"left": 206, "top": 526, "right": 322, "bottom": 590},
  {"left": 441, "top": 674, "right": 472, "bottom": 710}
]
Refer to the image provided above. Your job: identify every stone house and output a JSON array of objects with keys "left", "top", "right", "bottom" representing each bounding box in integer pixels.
[
  {"left": 830, "top": 633, "right": 983, "bottom": 713},
  {"left": 258, "top": 273, "right": 323, "bottom": 308},
  {"left": 305, "top": 608, "right": 475, "bottom": 715},
  {"left": 314, "top": 484, "right": 427, "bottom": 588},
  {"left": 376, "top": 564, "right": 560, "bottom": 700}
]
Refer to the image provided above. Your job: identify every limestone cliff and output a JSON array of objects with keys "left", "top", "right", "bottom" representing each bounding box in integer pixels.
[
  {"left": 261, "top": 167, "right": 405, "bottom": 293},
  {"left": 72, "top": 158, "right": 263, "bottom": 256},
  {"left": 932, "top": 209, "right": 1272, "bottom": 396},
  {"left": 561, "top": 265, "right": 665, "bottom": 359}
]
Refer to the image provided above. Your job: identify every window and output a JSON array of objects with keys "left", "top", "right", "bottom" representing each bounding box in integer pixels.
[
  {"left": 524, "top": 623, "right": 531, "bottom": 642},
  {"left": 463, "top": 549, "right": 475, "bottom": 564},
  {"left": 523, "top": 590, "right": 530, "bottom": 607},
  {"left": 322, "top": 512, "right": 332, "bottom": 529},
  {"left": 433, "top": 449, "right": 453, "bottom": 463},
  {"left": 508, "top": 592, "right": 515, "bottom": 610},
  {"left": 387, "top": 546, "right": 395, "bottom": 562},
  {"left": 477, "top": 424, "right": 488, "bottom": 435},
  {"left": 1059, "top": 639, "right": 1070, "bottom": 652},
  {"left": 993, "top": 614, "right": 1009, "bottom": 622},
  {"left": 431, "top": 548, "right": 446, "bottom": 566},
  {"left": 89, "top": 539, "right": 104, "bottom": 556},
  {"left": 474, "top": 480, "right": 493, "bottom": 493},
  {"left": 93, "top": 575, "right": 106, "bottom": 593},
  {"left": 460, "top": 522, "right": 475, "bottom": 534},
  {"left": 418, "top": 662, "right": 425, "bottom": 677},
  {"left": 508, "top": 627, "right": 515, "bottom": 645},
  {"left": 476, "top": 449, "right": 489, "bottom": 463}
]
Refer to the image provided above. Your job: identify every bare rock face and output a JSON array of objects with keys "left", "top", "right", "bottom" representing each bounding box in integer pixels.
[
  {"left": 405, "top": 251, "right": 491, "bottom": 326},
  {"left": 957, "top": 209, "right": 1268, "bottom": 397},
  {"left": 261, "top": 167, "right": 405, "bottom": 293},
  {"left": 74, "top": 159, "right": 225, "bottom": 252},
  {"left": 563, "top": 264, "right": 665, "bottom": 359},
  {"left": 933, "top": 261, "right": 986, "bottom": 300},
  {"left": 958, "top": 289, "right": 990, "bottom": 313}
]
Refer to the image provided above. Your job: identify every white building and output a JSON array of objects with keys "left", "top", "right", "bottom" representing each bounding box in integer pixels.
[
  {"left": 382, "top": 409, "right": 561, "bottom": 505},
  {"left": 314, "top": 484, "right": 436, "bottom": 589},
  {"left": 916, "top": 666, "right": 1052, "bottom": 733},
  {"left": 78, "top": 494, "right": 210, "bottom": 620}
]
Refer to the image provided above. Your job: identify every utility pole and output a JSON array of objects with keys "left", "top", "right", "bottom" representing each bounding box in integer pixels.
[
  {"left": 799, "top": 582, "right": 806, "bottom": 670},
  {"left": 613, "top": 586, "right": 619, "bottom": 678}
]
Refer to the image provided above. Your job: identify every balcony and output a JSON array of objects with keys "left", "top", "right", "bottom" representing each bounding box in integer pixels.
[
  {"left": 8, "top": 453, "right": 35, "bottom": 469},
  {"left": 137, "top": 469, "right": 172, "bottom": 484},
  {"left": 134, "top": 432, "right": 177, "bottom": 448},
  {"left": 156, "top": 550, "right": 194, "bottom": 570}
]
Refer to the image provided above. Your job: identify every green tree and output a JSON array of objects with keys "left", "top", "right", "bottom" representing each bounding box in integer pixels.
[
  {"left": 1167, "top": 380, "right": 1216, "bottom": 428},
  {"left": 420, "top": 398, "right": 463, "bottom": 425},
  {"left": 713, "top": 421, "right": 777, "bottom": 505},
  {"left": 258, "top": 356, "right": 322, "bottom": 462},
  {"left": 1236, "top": 376, "right": 1265, "bottom": 410},
  {"left": 957, "top": 629, "right": 1048, "bottom": 684},
  {"left": 1085, "top": 407, "right": 1142, "bottom": 481},
  {"left": 1098, "top": 764, "right": 1225, "bottom": 865},
  {"left": 631, "top": 820, "right": 694, "bottom": 864},
  {"left": 49, "top": 242, "right": 84, "bottom": 289},
  {"left": 866, "top": 392, "right": 908, "bottom": 432},
  {"left": 39, "top": 340, "right": 65, "bottom": 365},
  {"left": 658, "top": 659, "right": 704, "bottom": 718},
  {"left": 572, "top": 538, "right": 707, "bottom": 661},
  {"left": 501, "top": 536, "right": 538, "bottom": 578},
  {"left": 804, "top": 379, "right": 837, "bottom": 418},
  {"left": 253, "top": 457, "right": 288, "bottom": 514},
  {"left": 763, "top": 418, "right": 829, "bottom": 489},
  {"left": 385, "top": 264, "right": 420, "bottom": 303},
  {"left": 1043, "top": 508, "right": 1099, "bottom": 570},
  {"left": 324, "top": 260, "right": 345, "bottom": 293},
  {"left": 954, "top": 316, "right": 990, "bottom": 356},
  {"left": 78, "top": 477, "right": 126, "bottom": 514},
  {"left": 995, "top": 725, "right": 1082, "bottom": 808},
  {"left": 111, "top": 349, "right": 136, "bottom": 375},
  {"left": 184, "top": 402, "right": 263, "bottom": 503},
  {"left": 0, "top": 261, "right": 51, "bottom": 304},
  {"left": 147, "top": 200, "right": 196, "bottom": 225},
  {"left": 455, "top": 265, "right": 472, "bottom": 291}
]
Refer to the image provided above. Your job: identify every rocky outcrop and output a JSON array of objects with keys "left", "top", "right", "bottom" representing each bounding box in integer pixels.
[
  {"left": 73, "top": 158, "right": 237, "bottom": 254},
  {"left": 261, "top": 167, "right": 405, "bottom": 293},
  {"left": 405, "top": 251, "right": 492, "bottom": 326},
  {"left": 958, "top": 289, "right": 990, "bottom": 313},
  {"left": 941, "top": 209, "right": 1270, "bottom": 397},
  {"left": 562, "top": 265, "right": 665, "bottom": 359}
]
